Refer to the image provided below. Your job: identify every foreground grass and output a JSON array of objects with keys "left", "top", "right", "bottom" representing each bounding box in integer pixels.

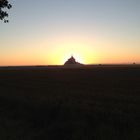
[{"left": 0, "top": 65, "right": 140, "bottom": 140}]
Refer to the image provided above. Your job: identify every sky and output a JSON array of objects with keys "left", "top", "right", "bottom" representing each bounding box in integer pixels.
[{"left": 0, "top": 0, "right": 140, "bottom": 66}]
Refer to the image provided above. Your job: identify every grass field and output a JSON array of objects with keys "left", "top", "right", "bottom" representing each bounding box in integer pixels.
[{"left": 0, "top": 65, "right": 140, "bottom": 140}]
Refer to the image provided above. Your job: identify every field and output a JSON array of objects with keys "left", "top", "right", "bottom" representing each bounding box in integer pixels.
[{"left": 0, "top": 65, "right": 140, "bottom": 140}]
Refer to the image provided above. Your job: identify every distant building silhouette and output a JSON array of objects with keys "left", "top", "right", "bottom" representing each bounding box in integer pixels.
[{"left": 64, "top": 55, "right": 83, "bottom": 65}]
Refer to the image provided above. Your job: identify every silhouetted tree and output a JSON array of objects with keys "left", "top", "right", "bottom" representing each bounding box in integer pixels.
[{"left": 0, "top": 0, "right": 12, "bottom": 23}]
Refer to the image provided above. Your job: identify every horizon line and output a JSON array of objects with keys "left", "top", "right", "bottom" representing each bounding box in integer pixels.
[{"left": 0, "top": 63, "right": 140, "bottom": 67}]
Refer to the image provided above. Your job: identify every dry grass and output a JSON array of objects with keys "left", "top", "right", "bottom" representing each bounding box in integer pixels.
[{"left": 0, "top": 65, "right": 140, "bottom": 140}]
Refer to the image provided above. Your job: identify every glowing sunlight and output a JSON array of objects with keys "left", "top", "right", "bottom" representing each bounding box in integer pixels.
[{"left": 46, "top": 42, "right": 97, "bottom": 65}]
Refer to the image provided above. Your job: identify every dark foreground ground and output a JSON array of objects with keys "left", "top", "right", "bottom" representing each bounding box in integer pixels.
[{"left": 0, "top": 65, "right": 140, "bottom": 140}]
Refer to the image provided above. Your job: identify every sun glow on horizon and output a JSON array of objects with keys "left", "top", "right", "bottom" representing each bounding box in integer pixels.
[
  {"left": 1, "top": 37, "right": 140, "bottom": 66},
  {"left": 46, "top": 41, "right": 97, "bottom": 65},
  {"left": 0, "top": 0, "right": 140, "bottom": 66}
]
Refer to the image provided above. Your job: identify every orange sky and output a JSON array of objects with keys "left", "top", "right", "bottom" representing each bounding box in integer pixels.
[{"left": 0, "top": 0, "right": 140, "bottom": 66}]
